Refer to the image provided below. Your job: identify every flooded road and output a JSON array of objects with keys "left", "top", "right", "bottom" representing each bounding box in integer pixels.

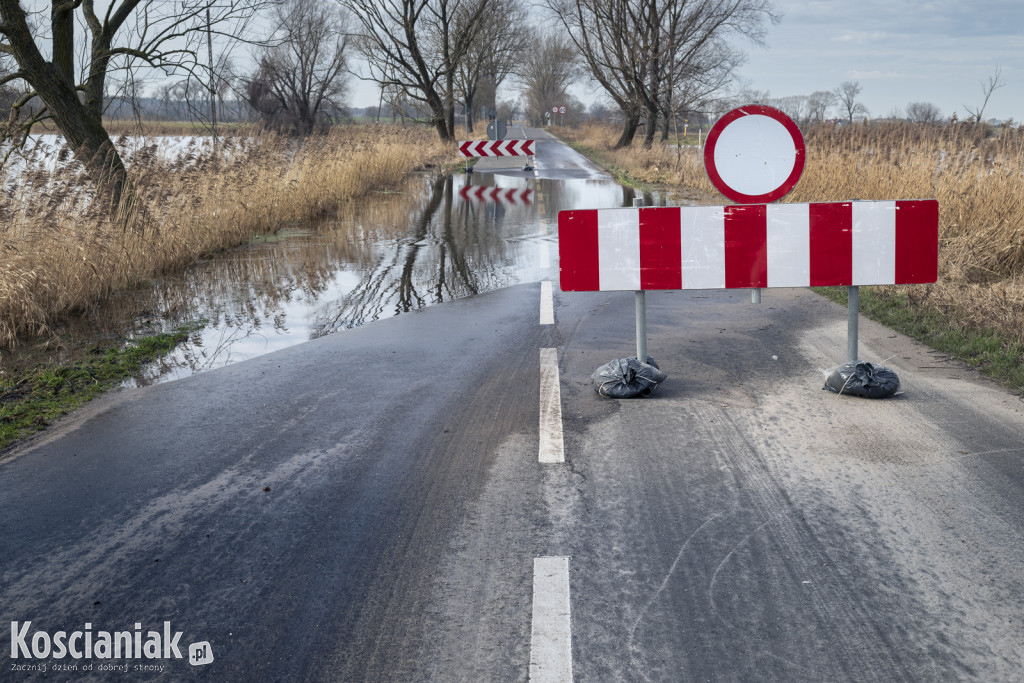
[
  {"left": 1, "top": 129, "right": 684, "bottom": 383},
  {"left": 103, "top": 169, "right": 672, "bottom": 384}
]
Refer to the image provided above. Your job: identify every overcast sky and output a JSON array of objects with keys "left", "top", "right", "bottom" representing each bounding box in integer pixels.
[
  {"left": 349, "top": 0, "right": 1024, "bottom": 122},
  {"left": 734, "top": 0, "right": 1024, "bottom": 121}
]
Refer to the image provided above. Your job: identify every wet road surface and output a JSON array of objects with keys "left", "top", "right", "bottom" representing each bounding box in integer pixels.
[{"left": 3, "top": 129, "right": 1024, "bottom": 681}]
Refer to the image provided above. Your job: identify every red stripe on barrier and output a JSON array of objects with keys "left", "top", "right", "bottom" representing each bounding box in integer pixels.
[
  {"left": 809, "top": 202, "right": 852, "bottom": 286},
  {"left": 558, "top": 210, "right": 600, "bottom": 291},
  {"left": 639, "top": 207, "right": 682, "bottom": 289},
  {"left": 724, "top": 205, "right": 767, "bottom": 288},
  {"left": 895, "top": 200, "right": 939, "bottom": 284}
]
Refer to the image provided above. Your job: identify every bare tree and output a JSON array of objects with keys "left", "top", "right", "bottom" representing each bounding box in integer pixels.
[
  {"left": 906, "top": 101, "right": 941, "bottom": 124},
  {"left": 806, "top": 90, "right": 835, "bottom": 123},
  {"left": 658, "top": 33, "right": 746, "bottom": 144},
  {"left": 834, "top": 80, "right": 868, "bottom": 124},
  {"left": 455, "top": 4, "right": 525, "bottom": 133},
  {"left": 495, "top": 98, "right": 519, "bottom": 122},
  {"left": 963, "top": 66, "right": 1004, "bottom": 125},
  {"left": 518, "top": 34, "right": 578, "bottom": 126},
  {"left": 0, "top": 0, "right": 271, "bottom": 208},
  {"left": 343, "top": 0, "right": 491, "bottom": 141},
  {"left": 546, "top": 0, "right": 776, "bottom": 148},
  {"left": 773, "top": 94, "right": 808, "bottom": 124},
  {"left": 247, "top": 0, "right": 351, "bottom": 134}
]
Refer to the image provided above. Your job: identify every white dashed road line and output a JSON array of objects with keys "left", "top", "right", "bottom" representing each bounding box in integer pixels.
[
  {"left": 534, "top": 148, "right": 570, "bottom": 679},
  {"left": 538, "top": 348, "right": 564, "bottom": 463},
  {"left": 529, "top": 556, "right": 573, "bottom": 683},
  {"left": 540, "top": 281, "right": 554, "bottom": 325}
]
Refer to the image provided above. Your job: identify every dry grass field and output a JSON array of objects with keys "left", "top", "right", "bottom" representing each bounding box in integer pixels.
[
  {"left": 0, "top": 124, "right": 455, "bottom": 349},
  {"left": 560, "top": 122, "right": 1024, "bottom": 358}
]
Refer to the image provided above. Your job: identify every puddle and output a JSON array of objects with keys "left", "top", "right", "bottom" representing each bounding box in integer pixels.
[{"left": 5, "top": 171, "right": 677, "bottom": 385}]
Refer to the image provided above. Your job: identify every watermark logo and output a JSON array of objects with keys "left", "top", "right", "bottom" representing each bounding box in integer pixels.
[
  {"left": 189, "top": 641, "right": 214, "bottom": 666},
  {"left": 10, "top": 621, "right": 212, "bottom": 669}
]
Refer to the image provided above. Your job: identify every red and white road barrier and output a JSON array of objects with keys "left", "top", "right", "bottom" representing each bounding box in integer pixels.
[
  {"left": 559, "top": 200, "right": 938, "bottom": 291},
  {"left": 459, "top": 186, "right": 533, "bottom": 205},
  {"left": 458, "top": 139, "right": 535, "bottom": 157}
]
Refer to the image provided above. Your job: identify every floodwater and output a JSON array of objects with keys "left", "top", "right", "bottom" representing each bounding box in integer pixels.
[{"left": 41, "top": 170, "right": 667, "bottom": 385}]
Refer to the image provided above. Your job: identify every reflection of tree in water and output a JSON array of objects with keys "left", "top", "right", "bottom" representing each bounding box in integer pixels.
[
  {"left": 310, "top": 174, "right": 524, "bottom": 338},
  {"left": 16, "top": 171, "right": 560, "bottom": 382}
]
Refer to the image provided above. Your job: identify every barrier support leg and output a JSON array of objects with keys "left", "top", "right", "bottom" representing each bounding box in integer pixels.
[
  {"left": 848, "top": 285, "right": 859, "bottom": 362},
  {"left": 636, "top": 291, "right": 647, "bottom": 362},
  {"left": 631, "top": 195, "right": 647, "bottom": 362}
]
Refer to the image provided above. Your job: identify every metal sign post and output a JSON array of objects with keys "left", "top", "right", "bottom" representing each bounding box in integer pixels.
[
  {"left": 633, "top": 196, "right": 647, "bottom": 362},
  {"left": 848, "top": 285, "right": 860, "bottom": 362}
]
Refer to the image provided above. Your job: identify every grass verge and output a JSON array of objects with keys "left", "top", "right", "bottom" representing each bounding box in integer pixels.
[
  {"left": 562, "top": 139, "right": 649, "bottom": 188},
  {"left": 816, "top": 287, "right": 1024, "bottom": 393},
  {"left": 0, "top": 324, "right": 200, "bottom": 451}
]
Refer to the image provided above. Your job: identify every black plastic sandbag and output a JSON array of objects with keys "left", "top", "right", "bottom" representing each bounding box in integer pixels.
[
  {"left": 823, "top": 361, "right": 900, "bottom": 398},
  {"left": 592, "top": 357, "right": 668, "bottom": 398}
]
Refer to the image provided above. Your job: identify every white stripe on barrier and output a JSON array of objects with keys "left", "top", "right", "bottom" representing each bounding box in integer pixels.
[
  {"left": 767, "top": 202, "right": 810, "bottom": 288},
  {"left": 598, "top": 209, "right": 641, "bottom": 291},
  {"left": 852, "top": 200, "right": 896, "bottom": 285},
  {"left": 681, "top": 206, "right": 726, "bottom": 289}
]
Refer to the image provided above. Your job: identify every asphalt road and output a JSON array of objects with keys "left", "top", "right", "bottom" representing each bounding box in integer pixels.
[{"left": 3, "top": 131, "right": 1024, "bottom": 681}]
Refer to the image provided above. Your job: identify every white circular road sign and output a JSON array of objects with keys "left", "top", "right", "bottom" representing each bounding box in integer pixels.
[{"left": 703, "top": 105, "right": 805, "bottom": 204}]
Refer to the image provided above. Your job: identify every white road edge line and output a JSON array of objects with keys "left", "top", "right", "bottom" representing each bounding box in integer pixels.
[
  {"left": 540, "top": 281, "right": 554, "bottom": 325},
  {"left": 530, "top": 556, "right": 573, "bottom": 683},
  {"left": 538, "top": 348, "right": 564, "bottom": 463}
]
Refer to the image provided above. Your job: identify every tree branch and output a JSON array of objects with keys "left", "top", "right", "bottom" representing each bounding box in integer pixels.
[{"left": 0, "top": 68, "right": 24, "bottom": 86}]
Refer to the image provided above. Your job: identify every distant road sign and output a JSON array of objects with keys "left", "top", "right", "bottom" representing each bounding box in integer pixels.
[
  {"left": 552, "top": 106, "right": 558, "bottom": 113},
  {"left": 703, "top": 105, "right": 805, "bottom": 204},
  {"left": 559, "top": 106, "right": 566, "bottom": 114},
  {"left": 486, "top": 119, "right": 507, "bottom": 140}
]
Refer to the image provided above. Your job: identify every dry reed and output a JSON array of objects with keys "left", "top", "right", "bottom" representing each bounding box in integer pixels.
[
  {"left": 560, "top": 121, "right": 1024, "bottom": 344},
  {"left": 0, "top": 124, "right": 455, "bottom": 349}
]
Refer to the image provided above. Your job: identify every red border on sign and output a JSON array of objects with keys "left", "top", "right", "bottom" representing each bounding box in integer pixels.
[{"left": 703, "top": 105, "right": 805, "bottom": 204}]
